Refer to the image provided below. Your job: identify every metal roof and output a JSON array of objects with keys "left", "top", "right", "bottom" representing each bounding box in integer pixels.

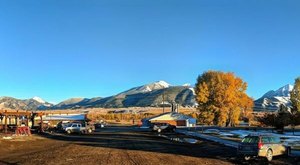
[
  {"left": 148, "top": 112, "right": 195, "bottom": 121},
  {"left": 38, "top": 114, "right": 86, "bottom": 121}
]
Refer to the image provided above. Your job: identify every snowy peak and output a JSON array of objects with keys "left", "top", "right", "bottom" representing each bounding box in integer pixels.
[
  {"left": 262, "top": 84, "right": 293, "bottom": 98},
  {"left": 276, "top": 84, "right": 293, "bottom": 97},
  {"left": 0, "top": 96, "right": 54, "bottom": 110},
  {"left": 182, "top": 83, "right": 191, "bottom": 87},
  {"left": 148, "top": 80, "right": 171, "bottom": 89},
  {"left": 141, "top": 80, "right": 171, "bottom": 92},
  {"left": 119, "top": 80, "right": 171, "bottom": 95},
  {"left": 32, "top": 96, "right": 46, "bottom": 104},
  {"left": 254, "top": 84, "right": 294, "bottom": 112}
]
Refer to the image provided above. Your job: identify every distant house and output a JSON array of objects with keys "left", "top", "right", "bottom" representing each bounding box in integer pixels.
[{"left": 142, "top": 112, "right": 196, "bottom": 127}]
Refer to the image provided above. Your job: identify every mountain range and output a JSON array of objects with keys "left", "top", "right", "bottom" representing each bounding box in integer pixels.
[
  {"left": 0, "top": 81, "right": 196, "bottom": 110},
  {"left": 0, "top": 81, "right": 294, "bottom": 112},
  {"left": 0, "top": 96, "right": 53, "bottom": 110}
]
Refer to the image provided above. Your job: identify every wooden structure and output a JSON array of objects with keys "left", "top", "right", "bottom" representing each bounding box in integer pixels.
[
  {"left": 0, "top": 110, "right": 31, "bottom": 134},
  {"left": 0, "top": 110, "right": 88, "bottom": 133}
]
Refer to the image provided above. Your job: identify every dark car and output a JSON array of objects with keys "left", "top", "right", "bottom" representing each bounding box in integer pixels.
[
  {"left": 237, "top": 134, "right": 291, "bottom": 162},
  {"left": 151, "top": 123, "right": 176, "bottom": 133}
]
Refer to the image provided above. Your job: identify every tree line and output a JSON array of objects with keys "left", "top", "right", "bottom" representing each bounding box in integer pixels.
[{"left": 195, "top": 70, "right": 300, "bottom": 129}]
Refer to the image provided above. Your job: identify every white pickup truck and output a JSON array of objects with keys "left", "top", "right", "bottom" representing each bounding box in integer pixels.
[{"left": 64, "top": 123, "right": 95, "bottom": 134}]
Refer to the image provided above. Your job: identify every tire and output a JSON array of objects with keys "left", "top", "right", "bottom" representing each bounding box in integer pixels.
[
  {"left": 244, "top": 156, "right": 251, "bottom": 161},
  {"left": 266, "top": 149, "right": 273, "bottom": 162},
  {"left": 67, "top": 129, "right": 72, "bottom": 134}
]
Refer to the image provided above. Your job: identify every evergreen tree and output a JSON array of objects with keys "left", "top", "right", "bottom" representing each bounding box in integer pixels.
[
  {"left": 258, "top": 104, "right": 291, "bottom": 133},
  {"left": 291, "top": 77, "right": 300, "bottom": 113},
  {"left": 290, "top": 77, "right": 300, "bottom": 134}
]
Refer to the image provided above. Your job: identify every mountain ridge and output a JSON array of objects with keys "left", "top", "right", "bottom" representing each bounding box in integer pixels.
[
  {"left": 0, "top": 81, "right": 195, "bottom": 110},
  {"left": 0, "top": 82, "right": 294, "bottom": 111},
  {"left": 254, "top": 84, "right": 293, "bottom": 112}
]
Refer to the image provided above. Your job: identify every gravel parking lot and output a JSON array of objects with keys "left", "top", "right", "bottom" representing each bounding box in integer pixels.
[{"left": 0, "top": 126, "right": 299, "bottom": 165}]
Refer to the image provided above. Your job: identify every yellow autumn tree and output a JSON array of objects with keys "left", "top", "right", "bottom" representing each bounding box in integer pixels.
[{"left": 195, "top": 71, "right": 253, "bottom": 126}]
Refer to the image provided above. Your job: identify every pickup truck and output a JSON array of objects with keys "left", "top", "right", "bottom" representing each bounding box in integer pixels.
[{"left": 64, "top": 123, "right": 95, "bottom": 134}]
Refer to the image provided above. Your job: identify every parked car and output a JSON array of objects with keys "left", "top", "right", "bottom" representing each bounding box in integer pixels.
[
  {"left": 61, "top": 123, "right": 72, "bottom": 130},
  {"left": 94, "top": 121, "right": 107, "bottom": 129},
  {"left": 56, "top": 122, "right": 73, "bottom": 131},
  {"left": 151, "top": 123, "right": 176, "bottom": 133},
  {"left": 64, "top": 123, "right": 95, "bottom": 134},
  {"left": 237, "top": 134, "right": 291, "bottom": 162}
]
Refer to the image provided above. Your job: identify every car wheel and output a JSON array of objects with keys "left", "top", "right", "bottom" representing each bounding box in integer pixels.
[
  {"left": 67, "top": 130, "right": 72, "bottom": 134},
  {"left": 266, "top": 149, "right": 273, "bottom": 162},
  {"left": 244, "top": 156, "right": 251, "bottom": 161}
]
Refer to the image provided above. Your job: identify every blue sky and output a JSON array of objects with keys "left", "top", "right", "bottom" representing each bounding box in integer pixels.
[{"left": 0, "top": 0, "right": 299, "bottom": 103}]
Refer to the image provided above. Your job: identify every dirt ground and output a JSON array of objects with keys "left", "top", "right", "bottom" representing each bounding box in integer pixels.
[{"left": 0, "top": 126, "right": 299, "bottom": 165}]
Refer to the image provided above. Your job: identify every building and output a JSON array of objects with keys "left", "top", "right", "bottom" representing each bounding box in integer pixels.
[
  {"left": 34, "top": 113, "right": 87, "bottom": 127},
  {"left": 142, "top": 112, "right": 196, "bottom": 127}
]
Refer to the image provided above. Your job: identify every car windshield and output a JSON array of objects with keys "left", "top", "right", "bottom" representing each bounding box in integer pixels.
[
  {"left": 62, "top": 123, "right": 71, "bottom": 127},
  {"left": 242, "top": 136, "right": 259, "bottom": 143}
]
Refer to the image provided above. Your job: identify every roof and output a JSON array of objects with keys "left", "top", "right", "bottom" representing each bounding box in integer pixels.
[
  {"left": 148, "top": 112, "right": 195, "bottom": 121},
  {"left": 37, "top": 114, "right": 86, "bottom": 121}
]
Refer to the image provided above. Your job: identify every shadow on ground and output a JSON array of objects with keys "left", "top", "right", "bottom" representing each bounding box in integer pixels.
[{"left": 35, "top": 126, "right": 299, "bottom": 165}]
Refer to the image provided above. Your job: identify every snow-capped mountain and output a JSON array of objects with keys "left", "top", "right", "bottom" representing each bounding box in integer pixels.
[
  {"left": 54, "top": 80, "right": 196, "bottom": 109},
  {"left": 2, "top": 82, "right": 296, "bottom": 111},
  {"left": 118, "top": 80, "right": 171, "bottom": 96},
  {"left": 182, "top": 83, "right": 191, "bottom": 87},
  {"left": 262, "top": 84, "right": 293, "bottom": 98},
  {"left": 32, "top": 96, "right": 46, "bottom": 104},
  {"left": 254, "top": 84, "right": 293, "bottom": 112},
  {"left": 0, "top": 80, "right": 197, "bottom": 110},
  {"left": 0, "top": 96, "right": 54, "bottom": 110}
]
